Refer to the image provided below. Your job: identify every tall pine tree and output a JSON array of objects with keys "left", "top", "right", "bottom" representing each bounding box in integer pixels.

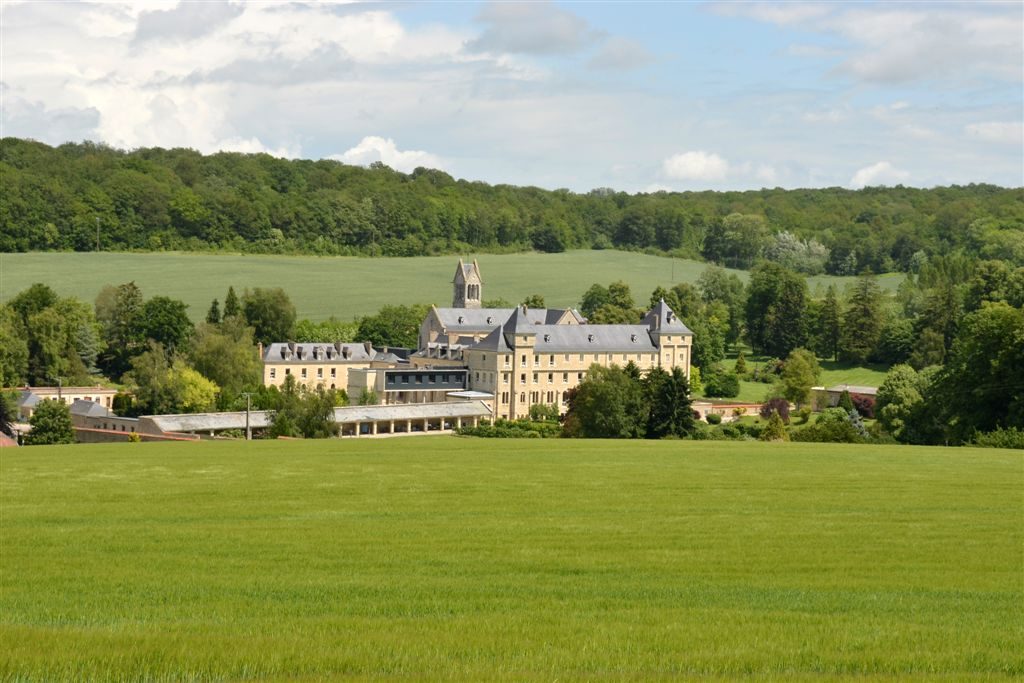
[
  {"left": 223, "top": 286, "right": 240, "bottom": 319},
  {"left": 815, "top": 285, "right": 841, "bottom": 361},
  {"left": 206, "top": 298, "right": 221, "bottom": 324},
  {"left": 839, "top": 274, "right": 884, "bottom": 364}
]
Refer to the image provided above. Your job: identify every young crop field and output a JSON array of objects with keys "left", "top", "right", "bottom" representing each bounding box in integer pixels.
[
  {"left": 0, "top": 250, "right": 904, "bottom": 321},
  {"left": 1, "top": 438, "right": 1020, "bottom": 681}
]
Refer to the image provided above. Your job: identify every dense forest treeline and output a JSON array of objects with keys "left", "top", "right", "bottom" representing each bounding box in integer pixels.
[{"left": 2, "top": 138, "right": 1022, "bottom": 273}]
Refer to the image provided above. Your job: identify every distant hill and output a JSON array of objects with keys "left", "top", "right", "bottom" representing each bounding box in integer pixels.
[{"left": 2, "top": 137, "right": 1021, "bottom": 272}]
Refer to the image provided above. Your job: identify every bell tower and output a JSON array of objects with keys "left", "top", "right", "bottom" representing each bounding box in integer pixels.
[{"left": 452, "top": 258, "right": 483, "bottom": 308}]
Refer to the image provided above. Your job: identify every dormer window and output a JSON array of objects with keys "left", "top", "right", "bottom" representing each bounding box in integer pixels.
[
  {"left": 630, "top": 334, "right": 637, "bottom": 342},
  {"left": 543, "top": 334, "right": 551, "bottom": 342},
  {"left": 587, "top": 334, "right": 594, "bottom": 342},
  {"left": 486, "top": 316, "right": 493, "bottom": 324},
  {"left": 458, "top": 316, "right": 464, "bottom": 324}
]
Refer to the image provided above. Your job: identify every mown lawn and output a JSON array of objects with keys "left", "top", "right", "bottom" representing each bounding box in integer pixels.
[
  {"left": 0, "top": 250, "right": 904, "bottom": 321},
  {"left": 1, "top": 438, "right": 1020, "bottom": 681}
]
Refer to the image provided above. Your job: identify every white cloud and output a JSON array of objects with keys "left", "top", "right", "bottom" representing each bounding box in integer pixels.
[
  {"left": 718, "top": 3, "right": 1024, "bottom": 85},
  {"left": 332, "top": 136, "right": 444, "bottom": 173},
  {"left": 218, "top": 136, "right": 301, "bottom": 159},
  {"left": 849, "top": 161, "right": 910, "bottom": 189},
  {"left": 966, "top": 121, "right": 1024, "bottom": 145},
  {"left": 662, "top": 151, "right": 729, "bottom": 181},
  {"left": 588, "top": 37, "right": 653, "bottom": 70},
  {"left": 467, "top": 2, "right": 595, "bottom": 55}
]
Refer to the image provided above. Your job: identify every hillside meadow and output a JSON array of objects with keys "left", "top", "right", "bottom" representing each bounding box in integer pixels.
[
  {"left": 1, "top": 437, "right": 1020, "bottom": 681},
  {"left": 0, "top": 250, "right": 903, "bottom": 321}
]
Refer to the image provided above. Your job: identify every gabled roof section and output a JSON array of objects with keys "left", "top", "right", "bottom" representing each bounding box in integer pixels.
[
  {"left": 452, "top": 258, "right": 481, "bottom": 283},
  {"left": 475, "top": 325, "right": 512, "bottom": 352},
  {"left": 643, "top": 299, "right": 693, "bottom": 336},
  {"left": 502, "top": 305, "right": 537, "bottom": 336},
  {"left": 69, "top": 399, "right": 113, "bottom": 418}
]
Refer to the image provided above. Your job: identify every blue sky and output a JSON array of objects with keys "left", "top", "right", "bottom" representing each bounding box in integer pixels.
[{"left": 2, "top": 1, "right": 1021, "bottom": 192}]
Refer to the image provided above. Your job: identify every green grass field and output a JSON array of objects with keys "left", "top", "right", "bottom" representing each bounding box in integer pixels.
[
  {"left": 700, "top": 356, "right": 891, "bottom": 404},
  {"left": 0, "top": 250, "right": 904, "bottom": 321},
  {"left": 1, "top": 438, "right": 1020, "bottom": 681}
]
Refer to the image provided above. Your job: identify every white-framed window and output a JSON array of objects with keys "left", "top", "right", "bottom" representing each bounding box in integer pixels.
[{"left": 270, "top": 368, "right": 277, "bottom": 379}]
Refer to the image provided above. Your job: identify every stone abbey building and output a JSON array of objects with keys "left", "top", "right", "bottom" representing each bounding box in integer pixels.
[{"left": 262, "top": 259, "right": 693, "bottom": 421}]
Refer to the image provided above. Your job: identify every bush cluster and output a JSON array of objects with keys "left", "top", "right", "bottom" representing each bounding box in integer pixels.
[{"left": 457, "top": 419, "right": 561, "bottom": 439}]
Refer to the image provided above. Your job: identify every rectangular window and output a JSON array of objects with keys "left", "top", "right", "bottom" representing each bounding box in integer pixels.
[
  {"left": 534, "top": 355, "right": 540, "bottom": 366},
  {"left": 521, "top": 354, "right": 527, "bottom": 365},
  {"left": 482, "top": 354, "right": 487, "bottom": 362},
  {"left": 270, "top": 368, "right": 277, "bottom": 379},
  {"left": 402, "top": 375, "right": 409, "bottom": 384},
  {"left": 562, "top": 372, "right": 568, "bottom": 382},
  {"left": 301, "top": 368, "right": 307, "bottom": 379},
  {"left": 317, "top": 368, "right": 323, "bottom": 379},
  {"left": 533, "top": 373, "right": 538, "bottom": 383},
  {"left": 504, "top": 355, "right": 511, "bottom": 367},
  {"left": 285, "top": 368, "right": 291, "bottom": 375},
  {"left": 549, "top": 355, "right": 555, "bottom": 366},
  {"left": 548, "top": 373, "right": 553, "bottom": 383},
  {"left": 331, "top": 368, "right": 337, "bottom": 378},
  {"left": 520, "top": 373, "right": 526, "bottom": 383},
  {"left": 520, "top": 392, "right": 526, "bottom": 403},
  {"left": 504, "top": 373, "right": 510, "bottom": 384},
  {"left": 578, "top": 372, "right": 584, "bottom": 380}
]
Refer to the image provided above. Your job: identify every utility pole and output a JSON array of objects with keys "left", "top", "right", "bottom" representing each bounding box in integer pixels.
[
  {"left": 241, "top": 392, "right": 252, "bottom": 440},
  {"left": 95, "top": 217, "right": 100, "bottom": 252}
]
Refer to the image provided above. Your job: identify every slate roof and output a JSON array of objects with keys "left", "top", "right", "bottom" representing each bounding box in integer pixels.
[
  {"left": 643, "top": 299, "right": 694, "bottom": 336},
  {"left": 530, "top": 324, "right": 659, "bottom": 353},
  {"left": 16, "top": 391, "right": 40, "bottom": 409},
  {"left": 433, "top": 307, "right": 580, "bottom": 332},
  {"left": 263, "top": 342, "right": 379, "bottom": 363},
  {"left": 69, "top": 399, "right": 113, "bottom": 418},
  {"left": 474, "top": 325, "right": 513, "bottom": 352}
]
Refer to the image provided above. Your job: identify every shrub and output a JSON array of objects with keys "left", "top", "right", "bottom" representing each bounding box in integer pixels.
[
  {"left": 706, "top": 413, "right": 722, "bottom": 425},
  {"left": 127, "top": 432, "right": 141, "bottom": 443},
  {"left": 751, "top": 358, "right": 783, "bottom": 383},
  {"left": 792, "top": 408, "right": 863, "bottom": 443},
  {"left": 734, "top": 352, "right": 747, "bottom": 375},
  {"left": 972, "top": 427, "right": 1024, "bottom": 450},
  {"left": 25, "top": 400, "right": 75, "bottom": 446},
  {"left": 837, "top": 390, "right": 855, "bottom": 412},
  {"left": 796, "top": 406, "right": 813, "bottom": 424},
  {"left": 458, "top": 419, "right": 561, "bottom": 439},
  {"left": 529, "top": 403, "right": 560, "bottom": 422},
  {"left": 760, "top": 411, "right": 789, "bottom": 441},
  {"left": 704, "top": 370, "right": 740, "bottom": 398},
  {"left": 851, "top": 394, "right": 875, "bottom": 419},
  {"left": 760, "top": 397, "right": 791, "bottom": 424}
]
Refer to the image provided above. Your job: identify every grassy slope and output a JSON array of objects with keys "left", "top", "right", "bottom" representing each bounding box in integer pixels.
[
  {"left": 1, "top": 438, "right": 1020, "bottom": 681},
  {"left": 0, "top": 250, "right": 904, "bottom": 322},
  {"left": 700, "top": 356, "right": 892, "bottom": 404}
]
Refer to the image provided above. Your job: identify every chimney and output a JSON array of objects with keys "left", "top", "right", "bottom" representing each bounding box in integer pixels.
[
  {"left": 364, "top": 341, "right": 373, "bottom": 356},
  {"left": 257, "top": 342, "right": 263, "bottom": 360}
]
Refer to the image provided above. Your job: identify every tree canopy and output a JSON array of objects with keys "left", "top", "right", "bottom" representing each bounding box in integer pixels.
[{"left": 3, "top": 138, "right": 1021, "bottom": 275}]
